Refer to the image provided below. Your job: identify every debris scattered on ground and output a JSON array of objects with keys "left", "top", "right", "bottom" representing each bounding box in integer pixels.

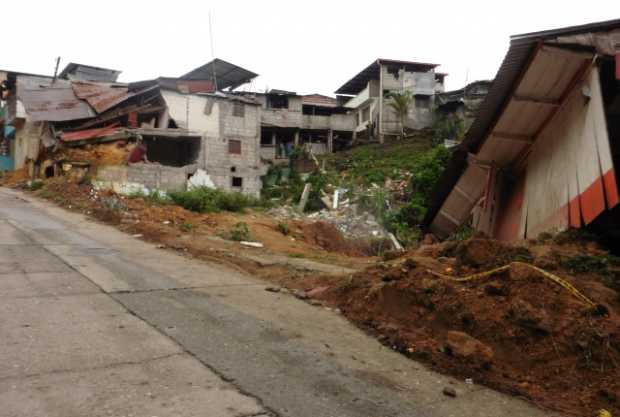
[
  {"left": 442, "top": 387, "right": 457, "bottom": 397},
  {"left": 265, "top": 286, "right": 281, "bottom": 293},
  {"left": 240, "top": 241, "right": 264, "bottom": 248}
]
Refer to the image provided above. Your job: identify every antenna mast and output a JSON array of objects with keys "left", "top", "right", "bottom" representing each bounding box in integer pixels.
[{"left": 209, "top": 11, "right": 218, "bottom": 92}]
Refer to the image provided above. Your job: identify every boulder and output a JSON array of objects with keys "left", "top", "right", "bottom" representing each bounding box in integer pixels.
[{"left": 445, "top": 331, "right": 494, "bottom": 366}]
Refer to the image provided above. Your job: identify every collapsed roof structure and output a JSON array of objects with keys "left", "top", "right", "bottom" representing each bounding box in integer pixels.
[
  {"left": 0, "top": 59, "right": 268, "bottom": 196},
  {"left": 424, "top": 18, "right": 620, "bottom": 240}
]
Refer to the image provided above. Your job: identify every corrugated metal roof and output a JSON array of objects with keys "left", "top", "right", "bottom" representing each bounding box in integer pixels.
[
  {"left": 59, "top": 63, "right": 121, "bottom": 82},
  {"left": 302, "top": 94, "right": 338, "bottom": 107},
  {"left": 423, "top": 18, "right": 620, "bottom": 231},
  {"left": 60, "top": 124, "right": 121, "bottom": 142},
  {"left": 181, "top": 58, "right": 258, "bottom": 91},
  {"left": 18, "top": 82, "right": 96, "bottom": 122},
  {"left": 335, "top": 58, "right": 438, "bottom": 95},
  {"left": 72, "top": 82, "right": 133, "bottom": 114}
]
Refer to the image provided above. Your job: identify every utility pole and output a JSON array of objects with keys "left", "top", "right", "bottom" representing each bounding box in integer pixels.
[{"left": 52, "top": 57, "right": 61, "bottom": 84}]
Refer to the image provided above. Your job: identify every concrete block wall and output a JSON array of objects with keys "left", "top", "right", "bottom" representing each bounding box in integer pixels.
[{"left": 96, "top": 164, "right": 193, "bottom": 193}]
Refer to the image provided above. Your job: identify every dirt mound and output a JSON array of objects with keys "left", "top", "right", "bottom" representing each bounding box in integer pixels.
[
  {"left": 0, "top": 167, "right": 30, "bottom": 186},
  {"left": 59, "top": 142, "right": 132, "bottom": 167},
  {"left": 296, "top": 221, "right": 373, "bottom": 256},
  {"left": 302, "top": 238, "right": 620, "bottom": 416}
]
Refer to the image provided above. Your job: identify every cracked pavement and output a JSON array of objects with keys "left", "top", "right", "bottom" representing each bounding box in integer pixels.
[{"left": 0, "top": 187, "right": 556, "bottom": 417}]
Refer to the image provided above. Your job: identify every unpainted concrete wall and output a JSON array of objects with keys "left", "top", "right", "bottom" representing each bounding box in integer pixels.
[{"left": 95, "top": 164, "right": 194, "bottom": 193}]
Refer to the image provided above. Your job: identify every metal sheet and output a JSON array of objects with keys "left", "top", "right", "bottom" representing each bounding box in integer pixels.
[
  {"left": 181, "top": 59, "right": 258, "bottom": 91},
  {"left": 18, "top": 83, "right": 95, "bottom": 122},
  {"left": 72, "top": 82, "right": 133, "bottom": 114},
  {"left": 302, "top": 94, "right": 337, "bottom": 107},
  {"left": 60, "top": 125, "right": 121, "bottom": 142}
]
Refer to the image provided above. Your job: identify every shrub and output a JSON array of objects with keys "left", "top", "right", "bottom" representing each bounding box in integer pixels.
[
  {"left": 28, "top": 180, "right": 44, "bottom": 191},
  {"left": 277, "top": 222, "right": 290, "bottom": 235},
  {"left": 168, "top": 187, "right": 264, "bottom": 213},
  {"left": 229, "top": 222, "right": 251, "bottom": 241},
  {"left": 180, "top": 221, "right": 194, "bottom": 232}
]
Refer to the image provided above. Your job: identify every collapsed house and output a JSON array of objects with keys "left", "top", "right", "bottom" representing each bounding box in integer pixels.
[
  {"left": 435, "top": 80, "right": 493, "bottom": 142},
  {"left": 335, "top": 59, "right": 446, "bottom": 141},
  {"left": 425, "top": 18, "right": 620, "bottom": 240},
  {"left": 1, "top": 59, "right": 266, "bottom": 197}
]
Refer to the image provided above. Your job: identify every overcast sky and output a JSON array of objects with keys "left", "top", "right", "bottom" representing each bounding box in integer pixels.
[{"left": 4, "top": 1, "right": 619, "bottom": 95}]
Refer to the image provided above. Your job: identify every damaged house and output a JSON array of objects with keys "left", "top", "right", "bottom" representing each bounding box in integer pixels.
[
  {"left": 425, "top": 18, "right": 620, "bottom": 241},
  {"left": 245, "top": 90, "right": 356, "bottom": 163},
  {"left": 435, "top": 80, "right": 493, "bottom": 143},
  {"left": 2, "top": 59, "right": 266, "bottom": 197},
  {"left": 335, "top": 59, "right": 446, "bottom": 142}
]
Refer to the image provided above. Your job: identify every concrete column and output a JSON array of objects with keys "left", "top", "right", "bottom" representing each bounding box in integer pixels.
[
  {"left": 271, "top": 131, "right": 276, "bottom": 146},
  {"left": 327, "top": 130, "right": 334, "bottom": 153},
  {"left": 294, "top": 130, "right": 300, "bottom": 147}
]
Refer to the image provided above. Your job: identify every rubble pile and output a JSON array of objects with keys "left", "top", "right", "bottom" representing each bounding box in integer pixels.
[
  {"left": 307, "top": 206, "right": 387, "bottom": 240},
  {"left": 280, "top": 236, "right": 620, "bottom": 416},
  {"left": 267, "top": 204, "right": 388, "bottom": 240}
]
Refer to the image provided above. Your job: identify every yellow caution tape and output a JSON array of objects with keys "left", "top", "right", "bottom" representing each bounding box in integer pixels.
[
  {"left": 599, "top": 410, "right": 612, "bottom": 417},
  {"left": 427, "top": 261, "right": 595, "bottom": 307}
]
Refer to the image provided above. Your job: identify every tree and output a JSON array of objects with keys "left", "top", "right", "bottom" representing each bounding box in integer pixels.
[{"left": 387, "top": 91, "right": 414, "bottom": 140}]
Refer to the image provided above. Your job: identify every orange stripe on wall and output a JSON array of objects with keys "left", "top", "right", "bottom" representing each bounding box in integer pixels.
[
  {"left": 579, "top": 177, "right": 606, "bottom": 225},
  {"left": 603, "top": 168, "right": 619, "bottom": 208},
  {"left": 569, "top": 196, "right": 581, "bottom": 228}
]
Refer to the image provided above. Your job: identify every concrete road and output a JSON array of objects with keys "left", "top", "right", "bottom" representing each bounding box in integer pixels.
[{"left": 0, "top": 188, "right": 556, "bottom": 417}]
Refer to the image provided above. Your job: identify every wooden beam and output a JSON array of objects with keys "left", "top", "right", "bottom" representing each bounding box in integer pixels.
[
  {"left": 438, "top": 209, "right": 461, "bottom": 225},
  {"left": 541, "top": 45, "right": 594, "bottom": 60},
  {"left": 492, "top": 132, "right": 535, "bottom": 143},
  {"left": 454, "top": 186, "right": 476, "bottom": 204},
  {"left": 512, "top": 95, "right": 560, "bottom": 106}
]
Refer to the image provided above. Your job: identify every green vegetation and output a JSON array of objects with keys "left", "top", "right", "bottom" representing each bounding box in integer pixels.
[
  {"left": 229, "top": 222, "right": 251, "bottom": 241},
  {"left": 128, "top": 189, "right": 171, "bottom": 205},
  {"left": 262, "top": 135, "right": 452, "bottom": 247},
  {"left": 353, "top": 144, "right": 452, "bottom": 246},
  {"left": 180, "top": 221, "right": 194, "bottom": 232},
  {"left": 168, "top": 187, "right": 266, "bottom": 213},
  {"left": 387, "top": 91, "right": 414, "bottom": 140},
  {"left": 277, "top": 221, "right": 290, "bottom": 235},
  {"left": 433, "top": 114, "right": 465, "bottom": 144},
  {"left": 28, "top": 180, "right": 44, "bottom": 191}
]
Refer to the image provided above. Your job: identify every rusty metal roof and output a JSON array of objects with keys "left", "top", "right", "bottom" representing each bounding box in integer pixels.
[
  {"left": 302, "top": 94, "right": 338, "bottom": 108},
  {"left": 60, "top": 124, "right": 122, "bottom": 143},
  {"left": 72, "top": 82, "right": 133, "bottom": 114},
  {"left": 18, "top": 81, "right": 95, "bottom": 122}
]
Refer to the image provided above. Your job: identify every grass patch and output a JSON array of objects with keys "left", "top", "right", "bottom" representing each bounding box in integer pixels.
[
  {"left": 229, "top": 222, "right": 251, "bottom": 241},
  {"left": 168, "top": 187, "right": 266, "bottom": 213},
  {"left": 127, "top": 189, "right": 171, "bottom": 205},
  {"left": 180, "top": 221, "right": 194, "bottom": 232},
  {"left": 277, "top": 222, "right": 290, "bottom": 235}
]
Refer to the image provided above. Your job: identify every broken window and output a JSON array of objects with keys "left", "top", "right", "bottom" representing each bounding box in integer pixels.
[
  {"left": 415, "top": 95, "right": 431, "bottom": 110},
  {"left": 232, "top": 102, "right": 245, "bottom": 117},
  {"left": 232, "top": 177, "right": 243, "bottom": 188},
  {"left": 144, "top": 136, "right": 201, "bottom": 167},
  {"left": 267, "top": 95, "right": 289, "bottom": 109},
  {"left": 229, "top": 139, "right": 242, "bottom": 154}
]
